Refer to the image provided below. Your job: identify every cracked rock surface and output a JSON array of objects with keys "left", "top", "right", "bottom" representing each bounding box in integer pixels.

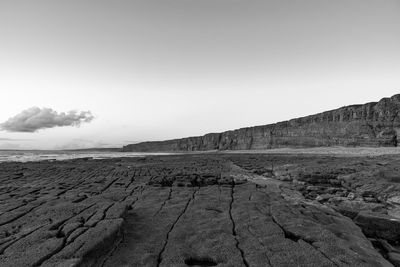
[{"left": 0, "top": 154, "right": 398, "bottom": 266}]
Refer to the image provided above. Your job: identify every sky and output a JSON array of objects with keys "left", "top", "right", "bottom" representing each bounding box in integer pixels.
[{"left": 0, "top": 0, "right": 400, "bottom": 150}]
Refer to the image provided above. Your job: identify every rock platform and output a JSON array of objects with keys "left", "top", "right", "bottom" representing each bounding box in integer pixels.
[{"left": 0, "top": 154, "right": 399, "bottom": 266}]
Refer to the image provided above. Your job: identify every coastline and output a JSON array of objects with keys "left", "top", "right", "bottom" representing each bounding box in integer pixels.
[{"left": 2, "top": 146, "right": 400, "bottom": 163}]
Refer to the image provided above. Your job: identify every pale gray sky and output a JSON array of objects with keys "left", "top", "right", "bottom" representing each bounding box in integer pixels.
[{"left": 1, "top": 0, "right": 400, "bottom": 149}]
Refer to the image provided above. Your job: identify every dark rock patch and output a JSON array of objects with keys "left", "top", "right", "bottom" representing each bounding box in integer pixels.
[{"left": 184, "top": 257, "right": 218, "bottom": 266}]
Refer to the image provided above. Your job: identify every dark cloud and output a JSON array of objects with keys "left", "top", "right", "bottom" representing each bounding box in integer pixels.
[{"left": 0, "top": 107, "right": 94, "bottom": 132}]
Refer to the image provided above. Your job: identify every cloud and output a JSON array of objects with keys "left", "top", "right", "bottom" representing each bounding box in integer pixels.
[{"left": 0, "top": 107, "right": 94, "bottom": 132}]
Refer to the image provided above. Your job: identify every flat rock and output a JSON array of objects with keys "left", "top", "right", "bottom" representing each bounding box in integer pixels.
[{"left": 0, "top": 154, "right": 398, "bottom": 266}]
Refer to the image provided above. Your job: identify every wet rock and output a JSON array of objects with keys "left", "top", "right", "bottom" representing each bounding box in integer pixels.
[
  {"left": 388, "top": 252, "right": 400, "bottom": 267},
  {"left": 354, "top": 211, "right": 400, "bottom": 242},
  {"left": 335, "top": 200, "right": 386, "bottom": 217}
]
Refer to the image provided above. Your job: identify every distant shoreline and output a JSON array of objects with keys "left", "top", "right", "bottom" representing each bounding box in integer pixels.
[
  {"left": 2, "top": 147, "right": 400, "bottom": 164},
  {"left": 0, "top": 147, "right": 121, "bottom": 152}
]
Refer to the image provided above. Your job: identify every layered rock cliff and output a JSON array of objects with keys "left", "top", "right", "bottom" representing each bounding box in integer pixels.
[{"left": 123, "top": 94, "right": 400, "bottom": 152}]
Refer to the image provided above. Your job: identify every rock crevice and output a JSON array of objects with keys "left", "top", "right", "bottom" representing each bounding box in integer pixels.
[{"left": 229, "top": 183, "right": 250, "bottom": 267}]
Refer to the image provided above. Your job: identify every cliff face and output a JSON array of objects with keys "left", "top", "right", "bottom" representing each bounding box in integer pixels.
[{"left": 123, "top": 94, "right": 400, "bottom": 152}]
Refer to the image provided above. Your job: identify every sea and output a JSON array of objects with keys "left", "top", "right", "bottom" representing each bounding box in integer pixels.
[{"left": 0, "top": 150, "right": 174, "bottom": 162}]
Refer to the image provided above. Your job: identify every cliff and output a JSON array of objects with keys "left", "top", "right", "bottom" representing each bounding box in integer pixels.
[{"left": 123, "top": 94, "right": 400, "bottom": 152}]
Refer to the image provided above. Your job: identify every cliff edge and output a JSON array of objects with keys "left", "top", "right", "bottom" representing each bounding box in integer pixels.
[{"left": 123, "top": 94, "right": 400, "bottom": 152}]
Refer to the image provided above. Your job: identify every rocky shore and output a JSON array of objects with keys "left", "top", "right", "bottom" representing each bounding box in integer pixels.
[{"left": 0, "top": 153, "right": 399, "bottom": 266}]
